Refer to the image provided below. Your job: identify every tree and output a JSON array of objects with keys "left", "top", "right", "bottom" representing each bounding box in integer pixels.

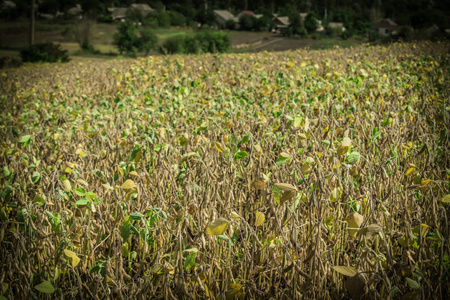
[
  {"left": 114, "top": 22, "right": 139, "bottom": 56},
  {"left": 304, "top": 12, "right": 319, "bottom": 33},
  {"left": 137, "top": 29, "right": 158, "bottom": 55},
  {"left": 239, "top": 14, "right": 256, "bottom": 31},
  {"left": 114, "top": 22, "right": 158, "bottom": 57}
]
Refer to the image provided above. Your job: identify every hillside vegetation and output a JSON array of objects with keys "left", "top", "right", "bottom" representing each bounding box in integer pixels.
[{"left": 0, "top": 42, "right": 449, "bottom": 299}]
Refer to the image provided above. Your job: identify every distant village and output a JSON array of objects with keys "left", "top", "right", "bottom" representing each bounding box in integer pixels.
[{"left": 1, "top": 0, "right": 449, "bottom": 38}]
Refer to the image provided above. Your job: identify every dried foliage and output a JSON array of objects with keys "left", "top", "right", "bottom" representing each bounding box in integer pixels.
[{"left": 0, "top": 41, "right": 449, "bottom": 299}]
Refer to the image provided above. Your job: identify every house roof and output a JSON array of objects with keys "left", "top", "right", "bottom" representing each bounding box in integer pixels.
[
  {"left": 111, "top": 7, "right": 127, "bottom": 19},
  {"left": 274, "top": 16, "right": 290, "bottom": 26},
  {"left": 213, "top": 10, "right": 235, "bottom": 21},
  {"left": 67, "top": 4, "right": 82, "bottom": 15},
  {"left": 374, "top": 18, "right": 398, "bottom": 30},
  {"left": 237, "top": 11, "right": 255, "bottom": 18},
  {"left": 328, "top": 22, "right": 344, "bottom": 28},
  {"left": 130, "top": 4, "right": 153, "bottom": 12},
  {"left": 2, "top": 0, "right": 16, "bottom": 9}
]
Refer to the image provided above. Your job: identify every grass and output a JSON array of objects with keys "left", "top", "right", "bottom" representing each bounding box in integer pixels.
[{"left": 1, "top": 41, "right": 449, "bottom": 299}]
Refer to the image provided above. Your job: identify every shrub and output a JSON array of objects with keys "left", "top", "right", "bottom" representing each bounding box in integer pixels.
[
  {"left": 160, "top": 36, "right": 186, "bottom": 54},
  {"left": 225, "top": 19, "right": 237, "bottom": 30},
  {"left": 160, "top": 31, "right": 230, "bottom": 55},
  {"left": 304, "top": 12, "right": 319, "bottom": 33},
  {"left": 341, "top": 29, "right": 352, "bottom": 40},
  {"left": 196, "top": 31, "right": 231, "bottom": 53},
  {"left": 137, "top": 29, "right": 158, "bottom": 55},
  {"left": 20, "top": 43, "right": 70, "bottom": 63},
  {"left": 0, "top": 56, "right": 22, "bottom": 69},
  {"left": 169, "top": 11, "right": 186, "bottom": 27}
]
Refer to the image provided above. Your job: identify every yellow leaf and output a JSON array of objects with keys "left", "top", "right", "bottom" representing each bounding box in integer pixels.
[
  {"left": 255, "top": 212, "right": 265, "bottom": 227},
  {"left": 442, "top": 194, "right": 450, "bottom": 203},
  {"left": 129, "top": 171, "right": 138, "bottom": 176},
  {"left": 274, "top": 183, "right": 297, "bottom": 192},
  {"left": 345, "top": 212, "right": 364, "bottom": 238},
  {"left": 254, "top": 144, "right": 262, "bottom": 155},
  {"left": 75, "top": 149, "right": 84, "bottom": 158},
  {"left": 206, "top": 218, "right": 230, "bottom": 235},
  {"left": 421, "top": 179, "right": 431, "bottom": 185},
  {"left": 298, "top": 133, "right": 307, "bottom": 140},
  {"left": 342, "top": 137, "right": 351, "bottom": 147},
  {"left": 77, "top": 179, "right": 88, "bottom": 186},
  {"left": 226, "top": 283, "right": 244, "bottom": 300},
  {"left": 301, "top": 163, "right": 312, "bottom": 176},
  {"left": 330, "top": 187, "right": 341, "bottom": 202},
  {"left": 121, "top": 179, "right": 136, "bottom": 190},
  {"left": 231, "top": 211, "right": 240, "bottom": 219},
  {"left": 63, "top": 179, "right": 72, "bottom": 192},
  {"left": 215, "top": 141, "right": 226, "bottom": 153},
  {"left": 405, "top": 168, "right": 415, "bottom": 176},
  {"left": 63, "top": 249, "right": 80, "bottom": 267}
]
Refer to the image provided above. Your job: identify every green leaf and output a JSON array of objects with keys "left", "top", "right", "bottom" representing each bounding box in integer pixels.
[
  {"left": 234, "top": 151, "right": 248, "bottom": 159},
  {"left": 405, "top": 278, "right": 420, "bottom": 290},
  {"left": 184, "top": 252, "right": 197, "bottom": 270},
  {"left": 240, "top": 133, "right": 251, "bottom": 144},
  {"left": 276, "top": 152, "right": 290, "bottom": 165},
  {"left": 346, "top": 152, "right": 361, "bottom": 164},
  {"left": 34, "top": 281, "right": 55, "bottom": 294},
  {"left": 120, "top": 225, "right": 131, "bottom": 241},
  {"left": 74, "top": 188, "right": 86, "bottom": 196},
  {"left": 75, "top": 198, "right": 89, "bottom": 206},
  {"left": 32, "top": 172, "right": 41, "bottom": 184},
  {"left": 130, "top": 212, "right": 144, "bottom": 220},
  {"left": 19, "top": 135, "right": 32, "bottom": 145}
]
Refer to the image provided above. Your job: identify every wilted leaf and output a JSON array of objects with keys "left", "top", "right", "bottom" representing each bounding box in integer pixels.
[
  {"left": 274, "top": 183, "right": 297, "bottom": 192},
  {"left": 180, "top": 152, "right": 199, "bottom": 163},
  {"left": 345, "top": 212, "right": 364, "bottom": 238},
  {"left": 298, "top": 133, "right": 307, "bottom": 140},
  {"left": 358, "top": 224, "right": 382, "bottom": 238},
  {"left": 254, "top": 212, "right": 265, "bottom": 227},
  {"left": 280, "top": 190, "right": 296, "bottom": 204},
  {"left": 121, "top": 179, "right": 136, "bottom": 190},
  {"left": 226, "top": 283, "right": 244, "bottom": 300},
  {"left": 345, "top": 273, "right": 367, "bottom": 300},
  {"left": 332, "top": 266, "right": 358, "bottom": 277},
  {"left": 35, "top": 281, "right": 55, "bottom": 294},
  {"left": 338, "top": 137, "right": 352, "bottom": 156},
  {"left": 215, "top": 142, "right": 226, "bottom": 153},
  {"left": 251, "top": 178, "right": 266, "bottom": 190},
  {"left": 64, "top": 249, "right": 80, "bottom": 267},
  {"left": 300, "top": 163, "right": 312, "bottom": 176},
  {"left": 206, "top": 218, "right": 230, "bottom": 235}
]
